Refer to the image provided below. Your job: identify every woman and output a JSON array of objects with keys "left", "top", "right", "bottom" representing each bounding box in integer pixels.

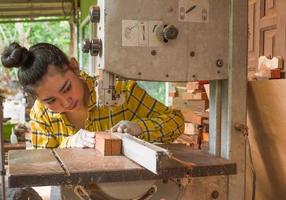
[{"left": 1, "top": 42, "right": 184, "bottom": 149}]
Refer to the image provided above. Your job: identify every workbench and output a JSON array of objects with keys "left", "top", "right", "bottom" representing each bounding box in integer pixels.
[{"left": 8, "top": 144, "right": 236, "bottom": 188}]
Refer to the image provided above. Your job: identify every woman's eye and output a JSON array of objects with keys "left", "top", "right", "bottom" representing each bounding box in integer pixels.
[
  {"left": 47, "top": 99, "right": 56, "bottom": 104},
  {"left": 63, "top": 84, "right": 72, "bottom": 93}
]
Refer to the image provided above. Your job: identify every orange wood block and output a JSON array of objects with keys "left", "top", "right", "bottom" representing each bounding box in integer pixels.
[
  {"left": 186, "top": 82, "right": 204, "bottom": 91},
  {"left": 270, "top": 69, "right": 281, "bottom": 79},
  {"left": 95, "top": 132, "right": 122, "bottom": 156},
  {"left": 181, "top": 109, "right": 205, "bottom": 125},
  {"left": 182, "top": 92, "right": 208, "bottom": 100},
  {"left": 202, "top": 132, "right": 209, "bottom": 142},
  {"left": 169, "top": 92, "right": 177, "bottom": 97}
]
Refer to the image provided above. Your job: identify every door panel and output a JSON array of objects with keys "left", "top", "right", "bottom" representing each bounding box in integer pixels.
[{"left": 247, "top": 0, "right": 286, "bottom": 80}]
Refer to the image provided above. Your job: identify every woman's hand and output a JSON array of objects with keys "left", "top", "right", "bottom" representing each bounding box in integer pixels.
[
  {"left": 111, "top": 120, "right": 142, "bottom": 136},
  {"left": 69, "top": 129, "right": 95, "bottom": 148}
]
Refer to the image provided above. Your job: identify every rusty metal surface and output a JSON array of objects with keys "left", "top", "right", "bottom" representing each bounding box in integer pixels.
[
  {"left": 8, "top": 149, "right": 65, "bottom": 187},
  {"left": 8, "top": 144, "right": 236, "bottom": 188},
  {"left": 54, "top": 148, "right": 165, "bottom": 184},
  {"left": 161, "top": 144, "right": 236, "bottom": 176}
]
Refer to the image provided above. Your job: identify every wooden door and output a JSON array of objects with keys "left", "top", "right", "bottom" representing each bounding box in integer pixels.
[{"left": 248, "top": 0, "right": 286, "bottom": 79}]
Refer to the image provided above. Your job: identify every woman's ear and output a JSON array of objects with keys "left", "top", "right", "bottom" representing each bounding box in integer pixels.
[{"left": 69, "top": 57, "right": 80, "bottom": 74}]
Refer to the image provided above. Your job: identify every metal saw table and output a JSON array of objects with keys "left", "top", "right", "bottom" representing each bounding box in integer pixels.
[{"left": 8, "top": 144, "right": 236, "bottom": 188}]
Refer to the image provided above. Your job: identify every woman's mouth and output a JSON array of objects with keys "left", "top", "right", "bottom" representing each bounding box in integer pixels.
[{"left": 66, "top": 101, "right": 78, "bottom": 110}]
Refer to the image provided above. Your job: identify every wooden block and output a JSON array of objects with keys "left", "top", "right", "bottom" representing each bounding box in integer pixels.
[
  {"left": 172, "top": 98, "right": 208, "bottom": 112},
  {"left": 185, "top": 123, "right": 195, "bottom": 135},
  {"left": 182, "top": 92, "right": 208, "bottom": 100},
  {"left": 270, "top": 68, "right": 281, "bottom": 79},
  {"left": 168, "top": 92, "right": 177, "bottom": 97},
  {"left": 186, "top": 82, "right": 204, "bottom": 91},
  {"left": 175, "top": 86, "right": 187, "bottom": 98},
  {"left": 181, "top": 109, "right": 205, "bottom": 125},
  {"left": 96, "top": 132, "right": 122, "bottom": 156},
  {"left": 202, "top": 132, "right": 209, "bottom": 142},
  {"left": 174, "top": 134, "right": 200, "bottom": 149}
]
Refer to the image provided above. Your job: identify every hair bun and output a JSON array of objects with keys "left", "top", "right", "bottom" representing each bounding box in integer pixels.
[{"left": 1, "top": 42, "right": 31, "bottom": 69}]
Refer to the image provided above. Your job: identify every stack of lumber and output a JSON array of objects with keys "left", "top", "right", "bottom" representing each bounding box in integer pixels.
[{"left": 170, "top": 81, "right": 209, "bottom": 151}]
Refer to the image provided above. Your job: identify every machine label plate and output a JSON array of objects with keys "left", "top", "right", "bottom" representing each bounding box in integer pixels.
[{"left": 122, "top": 20, "right": 163, "bottom": 47}]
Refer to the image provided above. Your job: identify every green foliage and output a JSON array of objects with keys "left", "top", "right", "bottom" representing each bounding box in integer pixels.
[
  {"left": 137, "top": 81, "right": 166, "bottom": 104},
  {"left": 0, "top": 19, "right": 70, "bottom": 80}
]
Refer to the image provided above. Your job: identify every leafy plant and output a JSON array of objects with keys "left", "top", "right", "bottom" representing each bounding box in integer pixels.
[{"left": 0, "top": 19, "right": 70, "bottom": 80}]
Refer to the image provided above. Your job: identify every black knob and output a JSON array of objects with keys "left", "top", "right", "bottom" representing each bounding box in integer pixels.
[
  {"left": 163, "top": 25, "right": 179, "bottom": 40},
  {"left": 90, "top": 38, "right": 102, "bottom": 56},
  {"left": 89, "top": 6, "right": 100, "bottom": 23},
  {"left": 82, "top": 39, "right": 91, "bottom": 53},
  {"left": 81, "top": 38, "right": 102, "bottom": 56}
]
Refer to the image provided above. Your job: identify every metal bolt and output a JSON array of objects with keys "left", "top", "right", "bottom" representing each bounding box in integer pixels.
[
  {"left": 163, "top": 25, "right": 179, "bottom": 40},
  {"left": 211, "top": 190, "right": 219, "bottom": 199},
  {"left": 151, "top": 50, "right": 157, "bottom": 56},
  {"left": 216, "top": 59, "right": 224, "bottom": 67},
  {"left": 168, "top": 7, "right": 174, "bottom": 12}
]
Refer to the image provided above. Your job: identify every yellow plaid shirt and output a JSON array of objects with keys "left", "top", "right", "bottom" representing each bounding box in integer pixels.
[{"left": 30, "top": 71, "right": 184, "bottom": 149}]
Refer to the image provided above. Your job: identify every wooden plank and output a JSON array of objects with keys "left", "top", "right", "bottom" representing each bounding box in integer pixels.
[
  {"left": 247, "top": 80, "right": 286, "bottom": 200},
  {"left": 172, "top": 98, "right": 207, "bottom": 112}
]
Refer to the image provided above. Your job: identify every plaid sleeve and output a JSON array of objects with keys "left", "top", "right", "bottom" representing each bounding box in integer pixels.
[
  {"left": 30, "top": 101, "right": 59, "bottom": 149},
  {"left": 126, "top": 81, "right": 185, "bottom": 143}
]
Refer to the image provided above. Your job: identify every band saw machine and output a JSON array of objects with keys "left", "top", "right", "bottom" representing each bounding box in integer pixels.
[{"left": 2, "top": 0, "right": 247, "bottom": 199}]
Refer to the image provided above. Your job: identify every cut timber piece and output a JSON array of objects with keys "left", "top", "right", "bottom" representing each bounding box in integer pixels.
[
  {"left": 186, "top": 82, "right": 204, "bottom": 91},
  {"left": 270, "top": 68, "right": 281, "bottom": 79},
  {"left": 182, "top": 92, "right": 208, "bottom": 100},
  {"left": 256, "top": 56, "right": 283, "bottom": 79},
  {"left": 172, "top": 97, "right": 208, "bottom": 112},
  {"left": 96, "top": 132, "right": 122, "bottom": 156},
  {"left": 181, "top": 109, "right": 205, "bottom": 124}
]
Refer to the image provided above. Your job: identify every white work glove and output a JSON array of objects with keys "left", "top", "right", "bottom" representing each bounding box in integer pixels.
[
  {"left": 69, "top": 129, "right": 95, "bottom": 148},
  {"left": 111, "top": 120, "right": 142, "bottom": 136}
]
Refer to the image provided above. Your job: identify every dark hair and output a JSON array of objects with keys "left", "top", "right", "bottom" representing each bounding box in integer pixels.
[{"left": 1, "top": 42, "right": 69, "bottom": 95}]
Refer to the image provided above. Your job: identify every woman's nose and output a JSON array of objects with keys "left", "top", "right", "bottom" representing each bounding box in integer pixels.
[{"left": 61, "top": 97, "right": 72, "bottom": 108}]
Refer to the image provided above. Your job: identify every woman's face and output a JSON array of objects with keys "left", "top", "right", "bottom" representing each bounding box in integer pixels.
[{"left": 35, "top": 62, "right": 87, "bottom": 113}]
